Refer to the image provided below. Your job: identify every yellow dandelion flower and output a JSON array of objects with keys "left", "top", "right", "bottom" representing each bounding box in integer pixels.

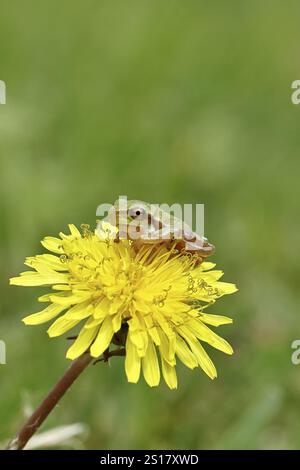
[{"left": 10, "top": 223, "right": 237, "bottom": 389}]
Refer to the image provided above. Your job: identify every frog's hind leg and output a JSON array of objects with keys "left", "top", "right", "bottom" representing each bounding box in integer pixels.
[{"left": 184, "top": 238, "right": 215, "bottom": 257}]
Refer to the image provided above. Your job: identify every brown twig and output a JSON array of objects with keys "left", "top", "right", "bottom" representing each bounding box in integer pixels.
[
  {"left": 6, "top": 349, "right": 124, "bottom": 450},
  {"left": 92, "top": 348, "right": 126, "bottom": 365}
]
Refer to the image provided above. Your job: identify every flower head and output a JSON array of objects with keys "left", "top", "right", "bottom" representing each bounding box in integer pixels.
[{"left": 10, "top": 223, "right": 237, "bottom": 389}]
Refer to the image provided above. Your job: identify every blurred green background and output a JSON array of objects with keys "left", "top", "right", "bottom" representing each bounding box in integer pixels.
[{"left": 1, "top": 0, "right": 300, "bottom": 450}]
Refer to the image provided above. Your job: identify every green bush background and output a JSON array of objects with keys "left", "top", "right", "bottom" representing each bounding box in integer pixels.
[{"left": 1, "top": 0, "right": 300, "bottom": 449}]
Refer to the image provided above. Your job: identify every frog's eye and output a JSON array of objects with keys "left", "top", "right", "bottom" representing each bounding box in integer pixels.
[{"left": 128, "top": 205, "right": 146, "bottom": 219}]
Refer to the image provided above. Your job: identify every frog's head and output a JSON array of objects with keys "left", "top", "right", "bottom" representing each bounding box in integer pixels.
[
  {"left": 105, "top": 199, "right": 151, "bottom": 238},
  {"left": 108, "top": 199, "right": 150, "bottom": 223},
  {"left": 126, "top": 200, "right": 150, "bottom": 222}
]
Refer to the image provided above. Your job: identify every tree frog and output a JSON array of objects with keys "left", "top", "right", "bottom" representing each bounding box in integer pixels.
[{"left": 98, "top": 199, "right": 215, "bottom": 263}]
